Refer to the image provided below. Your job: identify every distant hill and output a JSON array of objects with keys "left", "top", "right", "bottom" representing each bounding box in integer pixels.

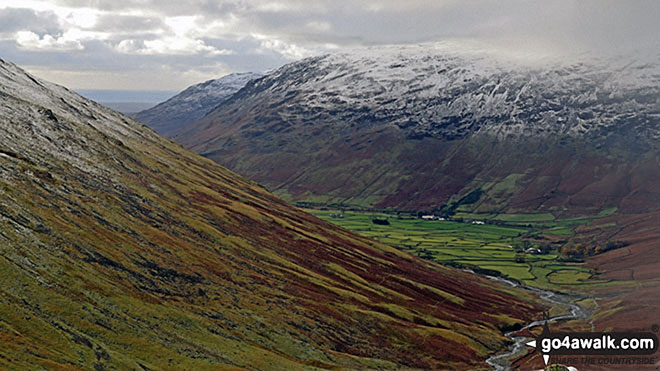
[
  {"left": 175, "top": 43, "right": 660, "bottom": 216},
  {"left": 0, "top": 58, "right": 542, "bottom": 369},
  {"left": 135, "top": 72, "right": 264, "bottom": 136}
]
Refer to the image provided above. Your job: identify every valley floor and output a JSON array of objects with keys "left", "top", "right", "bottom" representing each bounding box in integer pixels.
[
  {"left": 307, "top": 208, "right": 650, "bottom": 369},
  {"left": 307, "top": 209, "right": 609, "bottom": 292}
]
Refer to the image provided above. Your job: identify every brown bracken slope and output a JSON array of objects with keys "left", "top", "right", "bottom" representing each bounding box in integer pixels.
[
  {"left": 0, "top": 60, "right": 543, "bottom": 369},
  {"left": 173, "top": 47, "right": 660, "bottom": 216}
]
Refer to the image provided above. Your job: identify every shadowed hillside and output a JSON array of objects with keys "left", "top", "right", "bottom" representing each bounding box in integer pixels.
[{"left": 174, "top": 44, "right": 660, "bottom": 216}]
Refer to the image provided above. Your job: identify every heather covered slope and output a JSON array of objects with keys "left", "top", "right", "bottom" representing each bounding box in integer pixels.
[
  {"left": 176, "top": 44, "right": 660, "bottom": 214},
  {"left": 134, "top": 72, "right": 263, "bottom": 136},
  {"left": 0, "top": 59, "right": 542, "bottom": 369},
  {"left": 579, "top": 212, "right": 660, "bottom": 332}
]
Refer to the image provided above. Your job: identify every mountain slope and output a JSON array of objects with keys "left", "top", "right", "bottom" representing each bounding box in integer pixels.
[
  {"left": 135, "top": 72, "right": 263, "bottom": 136},
  {"left": 176, "top": 44, "right": 660, "bottom": 215},
  {"left": 0, "top": 59, "right": 542, "bottom": 369}
]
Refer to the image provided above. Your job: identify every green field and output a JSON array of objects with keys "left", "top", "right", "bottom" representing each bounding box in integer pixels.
[{"left": 308, "top": 210, "right": 605, "bottom": 290}]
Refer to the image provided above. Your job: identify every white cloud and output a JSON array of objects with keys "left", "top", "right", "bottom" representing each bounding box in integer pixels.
[
  {"left": 116, "top": 37, "right": 232, "bottom": 56},
  {"left": 114, "top": 39, "right": 139, "bottom": 53},
  {"left": 113, "top": 15, "right": 234, "bottom": 56},
  {"left": 5, "top": 0, "right": 660, "bottom": 90},
  {"left": 164, "top": 16, "right": 197, "bottom": 36},
  {"left": 251, "top": 33, "right": 313, "bottom": 60},
  {"left": 15, "top": 30, "right": 83, "bottom": 51},
  {"left": 62, "top": 7, "right": 98, "bottom": 28},
  {"left": 253, "top": 2, "right": 292, "bottom": 13}
]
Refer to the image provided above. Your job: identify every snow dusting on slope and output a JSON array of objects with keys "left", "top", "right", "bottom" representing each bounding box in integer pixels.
[
  {"left": 0, "top": 58, "right": 164, "bottom": 178},
  {"left": 134, "top": 72, "right": 264, "bottom": 136},
  {"left": 233, "top": 42, "right": 660, "bottom": 141}
]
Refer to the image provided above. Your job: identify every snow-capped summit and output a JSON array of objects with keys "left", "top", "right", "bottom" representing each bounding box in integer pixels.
[
  {"left": 198, "top": 43, "right": 660, "bottom": 142},
  {"left": 134, "top": 71, "right": 264, "bottom": 136},
  {"left": 172, "top": 43, "right": 660, "bottom": 213}
]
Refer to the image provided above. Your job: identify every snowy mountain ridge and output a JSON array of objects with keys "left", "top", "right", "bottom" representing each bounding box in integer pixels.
[
  {"left": 134, "top": 71, "right": 264, "bottom": 136},
  {"left": 173, "top": 43, "right": 660, "bottom": 212},
  {"left": 215, "top": 43, "right": 660, "bottom": 143}
]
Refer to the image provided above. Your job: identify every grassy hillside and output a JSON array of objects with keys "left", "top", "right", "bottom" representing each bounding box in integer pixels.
[{"left": 0, "top": 60, "right": 545, "bottom": 369}]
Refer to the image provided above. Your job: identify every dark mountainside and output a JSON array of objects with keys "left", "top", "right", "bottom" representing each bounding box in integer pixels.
[
  {"left": 167, "top": 45, "right": 660, "bottom": 369},
  {"left": 175, "top": 44, "right": 660, "bottom": 216},
  {"left": 0, "top": 59, "right": 543, "bottom": 369},
  {"left": 134, "top": 72, "right": 263, "bottom": 136}
]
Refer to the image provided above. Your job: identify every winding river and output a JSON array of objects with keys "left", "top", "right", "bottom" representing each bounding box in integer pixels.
[{"left": 475, "top": 273, "right": 592, "bottom": 370}]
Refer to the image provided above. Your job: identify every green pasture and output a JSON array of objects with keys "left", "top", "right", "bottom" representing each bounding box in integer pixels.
[{"left": 308, "top": 209, "right": 607, "bottom": 291}]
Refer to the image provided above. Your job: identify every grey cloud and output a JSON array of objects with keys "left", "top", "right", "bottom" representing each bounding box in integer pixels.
[
  {"left": 9, "top": 0, "right": 660, "bottom": 90},
  {"left": 0, "top": 8, "right": 61, "bottom": 34},
  {"left": 44, "top": 0, "right": 660, "bottom": 54},
  {"left": 213, "top": 0, "right": 660, "bottom": 54},
  {"left": 54, "top": 0, "right": 244, "bottom": 16},
  {"left": 94, "top": 15, "right": 165, "bottom": 33}
]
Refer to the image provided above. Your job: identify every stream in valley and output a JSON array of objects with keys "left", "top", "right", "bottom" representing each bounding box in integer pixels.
[{"left": 476, "top": 273, "right": 591, "bottom": 370}]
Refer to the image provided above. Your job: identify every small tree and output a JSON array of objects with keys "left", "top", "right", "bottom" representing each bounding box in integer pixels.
[
  {"left": 539, "top": 242, "right": 552, "bottom": 254},
  {"left": 559, "top": 243, "right": 594, "bottom": 261}
]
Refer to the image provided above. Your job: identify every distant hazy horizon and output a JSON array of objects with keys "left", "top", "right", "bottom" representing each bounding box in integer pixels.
[
  {"left": 75, "top": 89, "right": 179, "bottom": 114},
  {"left": 76, "top": 89, "right": 178, "bottom": 104}
]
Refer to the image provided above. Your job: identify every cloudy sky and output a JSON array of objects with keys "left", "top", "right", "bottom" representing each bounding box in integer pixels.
[{"left": 1, "top": 0, "right": 659, "bottom": 91}]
